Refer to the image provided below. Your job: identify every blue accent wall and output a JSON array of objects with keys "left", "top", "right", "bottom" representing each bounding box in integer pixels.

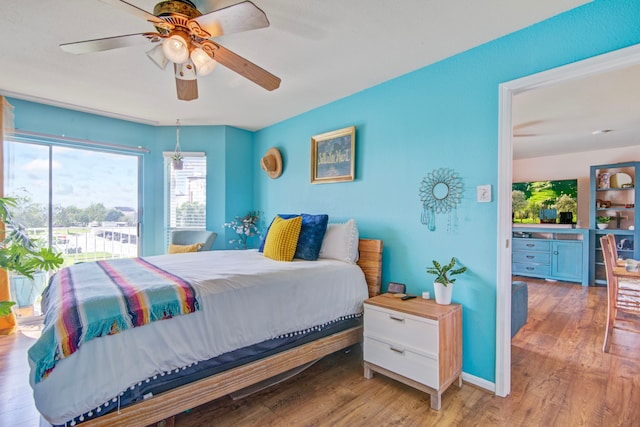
[
  {"left": 5, "top": 0, "right": 640, "bottom": 384},
  {"left": 253, "top": 0, "right": 640, "bottom": 382}
]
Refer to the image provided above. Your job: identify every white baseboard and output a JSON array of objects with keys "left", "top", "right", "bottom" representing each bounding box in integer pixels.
[{"left": 462, "top": 371, "right": 496, "bottom": 393}]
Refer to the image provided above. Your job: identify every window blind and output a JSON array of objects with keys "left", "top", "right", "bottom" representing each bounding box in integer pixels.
[{"left": 164, "top": 154, "right": 207, "bottom": 239}]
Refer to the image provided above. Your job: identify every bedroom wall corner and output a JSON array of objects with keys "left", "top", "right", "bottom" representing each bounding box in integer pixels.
[
  {"left": 3, "top": 99, "right": 233, "bottom": 256},
  {"left": 150, "top": 124, "right": 229, "bottom": 253},
  {"left": 222, "top": 126, "right": 257, "bottom": 249}
]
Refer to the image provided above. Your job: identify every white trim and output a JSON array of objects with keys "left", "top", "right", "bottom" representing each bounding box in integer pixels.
[
  {"left": 495, "top": 83, "right": 513, "bottom": 397},
  {"left": 462, "top": 371, "right": 495, "bottom": 393},
  {"left": 496, "top": 43, "right": 640, "bottom": 398},
  {"left": 162, "top": 151, "right": 205, "bottom": 157},
  {"left": 0, "top": 90, "right": 161, "bottom": 127},
  {"left": 10, "top": 130, "right": 149, "bottom": 154}
]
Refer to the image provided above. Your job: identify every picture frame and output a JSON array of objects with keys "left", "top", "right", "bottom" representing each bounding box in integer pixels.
[{"left": 310, "top": 126, "right": 355, "bottom": 184}]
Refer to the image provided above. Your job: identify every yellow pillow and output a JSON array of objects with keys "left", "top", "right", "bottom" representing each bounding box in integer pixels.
[
  {"left": 168, "top": 243, "right": 203, "bottom": 254},
  {"left": 263, "top": 215, "right": 303, "bottom": 261}
]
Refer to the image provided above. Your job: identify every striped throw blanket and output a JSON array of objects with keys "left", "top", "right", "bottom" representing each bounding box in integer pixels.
[{"left": 29, "top": 257, "right": 200, "bottom": 383}]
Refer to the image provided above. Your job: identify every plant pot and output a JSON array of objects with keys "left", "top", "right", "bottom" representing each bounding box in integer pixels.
[
  {"left": 433, "top": 281, "right": 453, "bottom": 305},
  {"left": 9, "top": 271, "right": 47, "bottom": 308},
  {"left": 596, "top": 223, "right": 609, "bottom": 229},
  {"left": 172, "top": 159, "right": 184, "bottom": 170}
]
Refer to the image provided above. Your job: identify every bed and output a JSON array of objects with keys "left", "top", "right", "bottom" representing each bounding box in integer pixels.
[{"left": 30, "top": 237, "right": 383, "bottom": 427}]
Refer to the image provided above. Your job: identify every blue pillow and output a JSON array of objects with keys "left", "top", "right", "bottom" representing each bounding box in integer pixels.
[{"left": 259, "top": 213, "right": 329, "bottom": 260}]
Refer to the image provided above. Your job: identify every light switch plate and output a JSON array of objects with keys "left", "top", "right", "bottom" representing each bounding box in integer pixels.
[{"left": 477, "top": 185, "right": 491, "bottom": 202}]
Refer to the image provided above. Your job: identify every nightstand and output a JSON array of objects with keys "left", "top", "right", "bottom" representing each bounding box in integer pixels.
[{"left": 363, "top": 293, "right": 462, "bottom": 410}]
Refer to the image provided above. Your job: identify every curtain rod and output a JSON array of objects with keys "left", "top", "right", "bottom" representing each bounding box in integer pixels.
[{"left": 10, "top": 129, "right": 150, "bottom": 154}]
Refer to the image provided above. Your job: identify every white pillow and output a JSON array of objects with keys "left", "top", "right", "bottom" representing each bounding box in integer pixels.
[{"left": 318, "top": 219, "right": 359, "bottom": 263}]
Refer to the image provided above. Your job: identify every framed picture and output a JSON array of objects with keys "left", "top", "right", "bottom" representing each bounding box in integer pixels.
[{"left": 310, "top": 126, "right": 355, "bottom": 184}]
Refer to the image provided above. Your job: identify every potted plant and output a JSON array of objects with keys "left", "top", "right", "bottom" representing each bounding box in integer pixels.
[
  {"left": 596, "top": 216, "right": 611, "bottom": 229},
  {"left": 426, "top": 257, "right": 467, "bottom": 305},
  {"left": 171, "top": 153, "right": 184, "bottom": 170},
  {"left": 0, "top": 197, "right": 63, "bottom": 317}
]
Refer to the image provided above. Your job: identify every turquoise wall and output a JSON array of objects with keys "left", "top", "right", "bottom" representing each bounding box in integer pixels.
[
  {"left": 253, "top": 0, "right": 640, "bottom": 382},
  {"left": 6, "top": 0, "right": 640, "bottom": 385}
]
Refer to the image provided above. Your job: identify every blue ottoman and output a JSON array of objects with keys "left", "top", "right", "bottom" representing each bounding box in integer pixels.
[{"left": 512, "top": 281, "right": 528, "bottom": 337}]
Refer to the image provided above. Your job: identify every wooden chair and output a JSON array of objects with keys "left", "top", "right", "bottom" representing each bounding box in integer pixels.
[{"left": 600, "top": 234, "right": 640, "bottom": 352}]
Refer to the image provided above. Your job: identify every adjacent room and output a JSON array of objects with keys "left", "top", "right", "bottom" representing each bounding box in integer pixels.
[{"left": 1, "top": 1, "right": 639, "bottom": 426}]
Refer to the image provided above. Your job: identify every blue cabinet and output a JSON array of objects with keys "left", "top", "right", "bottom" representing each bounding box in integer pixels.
[
  {"left": 512, "top": 239, "right": 550, "bottom": 278},
  {"left": 551, "top": 241, "right": 582, "bottom": 282},
  {"left": 512, "top": 228, "right": 589, "bottom": 285}
]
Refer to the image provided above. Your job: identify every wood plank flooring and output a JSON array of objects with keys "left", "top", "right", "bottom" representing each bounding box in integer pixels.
[{"left": 2, "top": 279, "right": 639, "bottom": 426}]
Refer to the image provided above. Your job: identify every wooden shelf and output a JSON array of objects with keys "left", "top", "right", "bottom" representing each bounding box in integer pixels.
[{"left": 590, "top": 161, "right": 639, "bottom": 286}]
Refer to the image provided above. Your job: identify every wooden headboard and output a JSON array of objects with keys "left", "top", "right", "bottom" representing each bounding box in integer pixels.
[{"left": 357, "top": 238, "right": 383, "bottom": 297}]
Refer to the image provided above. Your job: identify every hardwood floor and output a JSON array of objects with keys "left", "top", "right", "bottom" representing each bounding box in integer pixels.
[{"left": 2, "top": 279, "right": 639, "bottom": 426}]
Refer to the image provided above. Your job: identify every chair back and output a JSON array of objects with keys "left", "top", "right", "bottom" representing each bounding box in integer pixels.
[
  {"left": 170, "top": 230, "right": 217, "bottom": 251},
  {"left": 600, "top": 233, "right": 640, "bottom": 352},
  {"left": 600, "top": 235, "right": 618, "bottom": 302}
]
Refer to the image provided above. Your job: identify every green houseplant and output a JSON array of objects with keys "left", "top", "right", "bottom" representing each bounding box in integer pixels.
[
  {"left": 171, "top": 152, "right": 184, "bottom": 170},
  {"left": 0, "top": 197, "right": 63, "bottom": 316},
  {"left": 426, "top": 257, "right": 467, "bottom": 305},
  {"left": 596, "top": 216, "right": 611, "bottom": 229}
]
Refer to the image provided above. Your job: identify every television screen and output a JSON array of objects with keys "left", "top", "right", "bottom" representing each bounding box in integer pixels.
[{"left": 512, "top": 179, "right": 578, "bottom": 224}]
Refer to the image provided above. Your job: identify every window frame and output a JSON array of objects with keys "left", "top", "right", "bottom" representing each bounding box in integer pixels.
[{"left": 163, "top": 151, "right": 207, "bottom": 248}]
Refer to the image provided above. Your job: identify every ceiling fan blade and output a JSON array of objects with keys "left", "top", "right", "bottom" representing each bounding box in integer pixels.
[
  {"left": 174, "top": 63, "right": 198, "bottom": 101},
  {"left": 513, "top": 119, "right": 547, "bottom": 131},
  {"left": 99, "top": 0, "right": 164, "bottom": 25},
  {"left": 213, "top": 44, "right": 281, "bottom": 91},
  {"left": 194, "top": 1, "right": 269, "bottom": 38},
  {"left": 60, "top": 33, "right": 150, "bottom": 54},
  {"left": 176, "top": 78, "right": 199, "bottom": 101}
]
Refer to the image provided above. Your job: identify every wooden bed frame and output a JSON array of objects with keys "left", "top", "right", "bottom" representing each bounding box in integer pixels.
[{"left": 71, "top": 239, "right": 383, "bottom": 427}]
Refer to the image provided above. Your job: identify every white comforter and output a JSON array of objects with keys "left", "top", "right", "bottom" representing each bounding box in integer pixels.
[{"left": 30, "top": 250, "right": 369, "bottom": 425}]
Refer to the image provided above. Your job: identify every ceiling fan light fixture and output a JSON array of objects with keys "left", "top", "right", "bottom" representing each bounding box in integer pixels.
[
  {"left": 175, "top": 59, "right": 197, "bottom": 80},
  {"left": 162, "top": 33, "right": 190, "bottom": 64},
  {"left": 146, "top": 44, "right": 168, "bottom": 70},
  {"left": 190, "top": 47, "right": 217, "bottom": 76}
]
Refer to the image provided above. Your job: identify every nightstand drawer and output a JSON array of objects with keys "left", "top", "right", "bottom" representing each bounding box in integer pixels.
[
  {"left": 512, "top": 239, "right": 550, "bottom": 252},
  {"left": 364, "top": 305, "right": 438, "bottom": 353},
  {"left": 364, "top": 336, "right": 438, "bottom": 388},
  {"left": 512, "top": 251, "right": 550, "bottom": 264}
]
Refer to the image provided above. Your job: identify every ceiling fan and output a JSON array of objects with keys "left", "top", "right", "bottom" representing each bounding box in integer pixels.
[
  {"left": 512, "top": 119, "right": 547, "bottom": 138},
  {"left": 60, "top": 0, "right": 281, "bottom": 101}
]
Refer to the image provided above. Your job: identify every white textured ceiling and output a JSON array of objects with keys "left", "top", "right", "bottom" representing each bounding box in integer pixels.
[
  {"left": 513, "top": 63, "right": 640, "bottom": 159},
  {"left": 0, "top": 0, "right": 588, "bottom": 131}
]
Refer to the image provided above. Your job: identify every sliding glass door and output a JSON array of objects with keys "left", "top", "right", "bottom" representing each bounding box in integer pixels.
[{"left": 3, "top": 139, "right": 140, "bottom": 320}]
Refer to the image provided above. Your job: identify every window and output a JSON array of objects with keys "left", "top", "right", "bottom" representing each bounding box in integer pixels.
[
  {"left": 4, "top": 136, "right": 142, "bottom": 321},
  {"left": 164, "top": 153, "right": 207, "bottom": 244}
]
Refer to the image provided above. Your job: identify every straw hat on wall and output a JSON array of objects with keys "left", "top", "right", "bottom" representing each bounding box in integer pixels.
[{"left": 260, "top": 147, "right": 282, "bottom": 179}]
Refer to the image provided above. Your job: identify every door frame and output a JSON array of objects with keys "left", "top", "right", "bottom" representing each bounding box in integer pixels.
[{"left": 495, "top": 43, "right": 640, "bottom": 397}]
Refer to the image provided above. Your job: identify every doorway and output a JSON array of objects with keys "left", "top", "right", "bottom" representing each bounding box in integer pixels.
[{"left": 496, "top": 43, "right": 640, "bottom": 397}]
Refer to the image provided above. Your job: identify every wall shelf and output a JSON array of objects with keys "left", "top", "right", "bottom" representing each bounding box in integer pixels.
[{"left": 589, "top": 161, "right": 639, "bottom": 286}]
